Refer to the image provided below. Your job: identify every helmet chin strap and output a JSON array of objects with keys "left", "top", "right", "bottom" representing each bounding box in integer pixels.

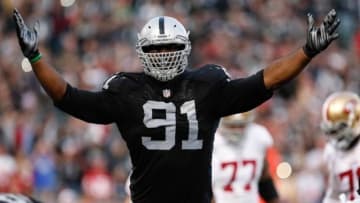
[{"left": 333, "top": 125, "right": 359, "bottom": 150}]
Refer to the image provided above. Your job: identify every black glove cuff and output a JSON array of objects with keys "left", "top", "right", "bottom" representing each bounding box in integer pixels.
[
  {"left": 302, "top": 44, "right": 318, "bottom": 58},
  {"left": 258, "top": 177, "right": 279, "bottom": 201}
]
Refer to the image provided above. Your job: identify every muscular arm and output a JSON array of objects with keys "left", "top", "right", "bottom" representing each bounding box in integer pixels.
[
  {"left": 13, "top": 9, "right": 117, "bottom": 124},
  {"left": 27, "top": 59, "right": 117, "bottom": 124},
  {"left": 263, "top": 9, "right": 340, "bottom": 90},
  {"left": 263, "top": 49, "right": 311, "bottom": 90},
  {"left": 31, "top": 59, "right": 67, "bottom": 101},
  {"left": 13, "top": 9, "right": 67, "bottom": 101}
]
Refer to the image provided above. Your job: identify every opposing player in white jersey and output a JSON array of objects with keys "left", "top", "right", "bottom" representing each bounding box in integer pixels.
[
  {"left": 212, "top": 111, "right": 280, "bottom": 203},
  {"left": 321, "top": 92, "right": 360, "bottom": 203}
]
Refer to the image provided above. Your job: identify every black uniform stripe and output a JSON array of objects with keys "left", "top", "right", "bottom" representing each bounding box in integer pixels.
[{"left": 159, "top": 16, "right": 165, "bottom": 34}]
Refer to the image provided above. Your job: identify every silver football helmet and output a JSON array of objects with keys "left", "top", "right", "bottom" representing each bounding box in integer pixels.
[
  {"left": 219, "top": 111, "right": 255, "bottom": 143},
  {"left": 321, "top": 91, "right": 360, "bottom": 150},
  {"left": 136, "top": 16, "right": 191, "bottom": 82},
  {"left": 0, "top": 194, "right": 39, "bottom": 203}
]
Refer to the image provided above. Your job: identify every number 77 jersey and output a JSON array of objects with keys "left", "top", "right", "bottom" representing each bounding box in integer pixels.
[{"left": 212, "top": 123, "right": 273, "bottom": 203}]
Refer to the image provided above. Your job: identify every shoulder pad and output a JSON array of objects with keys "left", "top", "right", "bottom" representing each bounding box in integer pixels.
[
  {"left": 189, "top": 64, "right": 231, "bottom": 82},
  {"left": 102, "top": 72, "right": 143, "bottom": 93},
  {"left": 251, "top": 124, "right": 273, "bottom": 147}
]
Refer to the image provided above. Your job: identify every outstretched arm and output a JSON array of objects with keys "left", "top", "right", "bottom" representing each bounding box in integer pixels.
[
  {"left": 263, "top": 48, "right": 311, "bottom": 90},
  {"left": 13, "top": 9, "right": 67, "bottom": 101},
  {"left": 13, "top": 9, "right": 116, "bottom": 124},
  {"left": 30, "top": 60, "right": 67, "bottom": 101},
  {"left": 263, "top": 9, "right": 340, "bottom": 90}
]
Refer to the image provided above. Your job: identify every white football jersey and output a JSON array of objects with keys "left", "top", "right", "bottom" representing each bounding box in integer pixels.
[
  {"left": 323, "top": 140, "right": 360, "bottom": 203},
  {"left": 212, "top": 123, "right": 273, "bottom": 203}
]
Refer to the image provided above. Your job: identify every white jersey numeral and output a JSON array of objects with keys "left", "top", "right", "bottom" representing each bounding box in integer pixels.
[
  {"left": 181, "top": 100, "right": 202, "bottom": 149},
  {"left": 142, "top": 101, "right": 176, "bottom": 150},
  {"left": 142, "top": 100, "right": 202, "bottom": 150},
  {"left": 103, "top": 75, "right": 118, "bottom": 89}
]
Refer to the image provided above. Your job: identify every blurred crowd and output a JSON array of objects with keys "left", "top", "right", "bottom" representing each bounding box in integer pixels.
[{"left": 0, "top": 0, "right": 360, "bottom": 202}]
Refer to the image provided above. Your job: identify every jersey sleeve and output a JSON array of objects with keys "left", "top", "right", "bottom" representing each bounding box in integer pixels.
[
  {"left": 323, "top": 143, "right": 335, "bottom": 169},
  {"left": 322, "top": 196, "right": 342, "bottom": 203},
  {"left": 212, "top": 69, "right": 273, "bottom": 117},
  {"left": 322, "top": 144, "right": 340, "bottom": 202},
  {"left": 323, "top": 175, "right": 341, "bottom": 203},
  {"left": 54, "top": 76, "right": 123, "bottom": 124}
]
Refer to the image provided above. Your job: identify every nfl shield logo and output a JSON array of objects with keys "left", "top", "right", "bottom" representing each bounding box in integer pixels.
[{"left": 163, "top": 89, "right": 171, "bottom": 98}]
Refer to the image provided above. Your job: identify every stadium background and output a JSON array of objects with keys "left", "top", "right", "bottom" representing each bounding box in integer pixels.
[{"left": 0, "top": 0, "right": 359, "bottom": 202}]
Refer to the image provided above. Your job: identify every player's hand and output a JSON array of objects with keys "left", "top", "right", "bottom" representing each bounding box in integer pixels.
[
  {"left": 13, "top": 9, "right": 41, "bottom": 63},
  {"left": 0, "top": 193, "right": 43, "bottom": 203},
  {"left": 303, "top": 9, "right": 340, "bottom": 58}
]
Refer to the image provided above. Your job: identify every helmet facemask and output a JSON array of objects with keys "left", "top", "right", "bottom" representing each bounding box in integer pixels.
[
  {"left": 321, "top": 121, "right": 358, "bottom": 150},
  {"left": 220, "top": 123, "right": 247, "bottom": 143},
  {"left": 136, "top": 16, "right": 191, "bottom": 82},
  {"left": 220, "top": 111, "right": 255, "bottom": 143}
]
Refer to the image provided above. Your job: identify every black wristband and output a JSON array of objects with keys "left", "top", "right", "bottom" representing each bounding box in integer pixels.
[
  {"left": 302, "top": 44, "right": 318, "bottom": 58},
  {"left": 258, "top": 178, "right": 279, "bottom": 201}
]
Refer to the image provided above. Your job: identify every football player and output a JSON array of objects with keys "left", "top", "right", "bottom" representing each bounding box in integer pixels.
[
  {"left": 321, "top": 92, "right": 360, "bottom": 203},
  {"left": 0, "top": 194, "right": 42, "bottom": 203},
  {"left": 212, "top": 111, "right": 280, "bottom": 203},
  {"left": 13, "top": 8, "right": 340, "bottom": 203}
]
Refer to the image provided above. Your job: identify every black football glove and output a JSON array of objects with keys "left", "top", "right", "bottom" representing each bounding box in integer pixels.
[
  {"left": 303, "top": 9, "right": 340, "bottom": 58},
  {"left": 13, "top": 9, "right": 41, "bottom": 63}
]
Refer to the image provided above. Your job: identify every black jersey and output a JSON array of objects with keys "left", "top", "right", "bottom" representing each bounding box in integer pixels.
[{"left": 55, "top": 64, "right": 273, "bottom": 203}]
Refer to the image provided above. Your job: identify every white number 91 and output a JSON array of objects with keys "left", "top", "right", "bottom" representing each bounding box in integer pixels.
[{"left": 142, "top": 100, "right": 203, "bottom": 150}]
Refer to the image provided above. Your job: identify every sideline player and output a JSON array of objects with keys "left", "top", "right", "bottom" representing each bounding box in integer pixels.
[
  {"left": 212, "top": 111, "right": 280, "bottom": 203},
  {"left": 321, "top": 92, "right": 360, "bottom": 203}
]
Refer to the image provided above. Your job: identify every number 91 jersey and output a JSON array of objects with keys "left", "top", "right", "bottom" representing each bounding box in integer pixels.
[
  {"left": 55, "top": 64, "right": 273, "bottom": 203},
  {"left": 212, "top": 123, "right": 273, "bottom": 203}
]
